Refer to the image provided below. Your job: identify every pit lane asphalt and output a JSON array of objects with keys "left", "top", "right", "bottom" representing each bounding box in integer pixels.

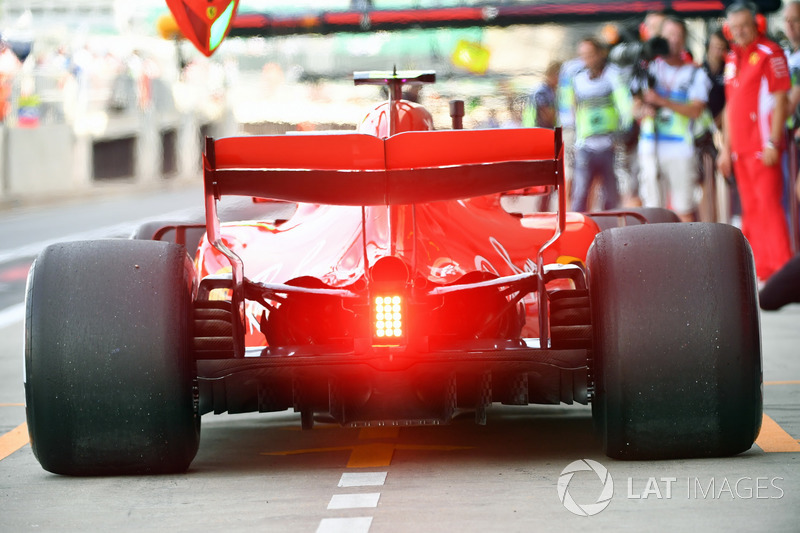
[{"left": 0, "top": 185, "right": 798, "bottom": 532}]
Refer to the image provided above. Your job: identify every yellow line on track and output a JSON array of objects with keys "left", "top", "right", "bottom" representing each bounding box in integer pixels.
[
  {"left": 756, "top": 414, "right": 800, "bottom": 453},
  {"left": 347, "top": 442, "right": 397, "bottom": 468},
  {"left": 0, "top": 423, "right": 29, "bottom": 461},
  {"left": 0, "top": 403, "right": 24, "bottom": 407},
  {"left": 764, "top": 380, "right": 800, "bottom": 386},
  {"left": 263, "top": 439, "right": 473, "bottom": 468}
]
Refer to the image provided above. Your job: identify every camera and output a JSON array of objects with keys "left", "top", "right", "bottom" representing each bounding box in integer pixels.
[
  {"left": 610, "top": 36, "right": 670, "bottom": 94},
  {"left": 609, "top": 36, "right": 670, "bottom": 66}
]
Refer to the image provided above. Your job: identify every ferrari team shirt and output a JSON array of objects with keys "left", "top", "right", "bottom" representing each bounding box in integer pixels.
[{"left": 724, "top": 35, "right": 791, "bottom": 155}]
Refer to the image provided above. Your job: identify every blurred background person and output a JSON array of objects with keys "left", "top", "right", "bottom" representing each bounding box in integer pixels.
[
  {"left": 717, "top": 2, "right": 792, "bottom": 282},
  {"left": 784, "top": 0, "right": 800, "bottom": 251},
  {"left": 569, "top": 37, "right": 632, "bottom": 212},
  {"left": 556, "top": 55, "right": 586, "bottom": 202},
  {"left": 701, "top": 30, "right": 729, "bottom": 128},
  {"left": 635, "top": 16, "right": 710, "bottom": 223},
  {"left": 696, "top": 29, "right": 730, "bottom": 222},
  {"left": 523, "top": 59, "right": 560, "bottom": 128},
  {"left": 522, "top": 59, "right": 561, "bottom": 211}
]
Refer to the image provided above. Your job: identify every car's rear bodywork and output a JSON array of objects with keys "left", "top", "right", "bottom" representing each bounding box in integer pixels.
[
  {"left": 192, "top": 122, "right": 600, "bottom": 427},
  {"left": 24, "top": 70, "right": 762, "bottom": 475}
]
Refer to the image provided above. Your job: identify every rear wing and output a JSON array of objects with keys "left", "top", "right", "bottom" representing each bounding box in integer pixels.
[
  {"left": 203, "top": 127, "right": 563, "bottom": 206},
  {"left": 202, "top": 128, "right": 565, "bottom": 357}
]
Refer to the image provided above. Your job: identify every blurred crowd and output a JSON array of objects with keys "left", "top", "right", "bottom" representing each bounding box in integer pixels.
[
  {"left": 0, "top": 3, "right": 797, "bottom": 305},
  {"left": 512, "top": 3, "right": 800, "bottom": 303},
  {"left": 0, "top": 37, "right": 233, "bottom": 128}
]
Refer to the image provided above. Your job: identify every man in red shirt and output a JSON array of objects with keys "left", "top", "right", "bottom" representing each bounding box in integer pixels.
[{"left": 718, "top": 2, "right": 793, "bottom": 281}]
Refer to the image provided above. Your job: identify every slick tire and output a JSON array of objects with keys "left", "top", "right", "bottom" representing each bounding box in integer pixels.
[
  {"left": 590, "top": 207, "right": 679, "bottom": 230},
  {"left": 587, "top": 223, "right": 761, "bottom": 459},
  {"left": 25, "top": 239, "right": 200, "bottom": 475},
  {"left": 132, "top": 220, "right": 206, "bottom": 259}
]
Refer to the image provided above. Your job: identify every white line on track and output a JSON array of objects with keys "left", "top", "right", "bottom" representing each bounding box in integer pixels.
[
  {"left": 316, "top": 517, "right": 373, "bottom": 533},
  {"left": 338, "top": 472, "right": 387, "bottom": 487},
  {"left": 0, "top": 207, "right": 199, "bottom": 265},
  {"left": 0, "top": 207, "right": 200, "bottom": 326},
  {"left": 327, "top": 493, "right": 381, "bottom": 510}
]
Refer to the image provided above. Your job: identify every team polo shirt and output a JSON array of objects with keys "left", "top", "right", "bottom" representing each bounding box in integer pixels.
[{"left": 725, "top": 36, "right": 791, "bottom": 155}]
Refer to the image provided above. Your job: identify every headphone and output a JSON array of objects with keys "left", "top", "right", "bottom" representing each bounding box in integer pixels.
[{"left": 722, "top": 2, "right": 767, "bottom": 41}]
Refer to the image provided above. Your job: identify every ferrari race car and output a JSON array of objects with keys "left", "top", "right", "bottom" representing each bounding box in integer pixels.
[{"left": 24, "top": 71, "right": 762, "bottom": 475}]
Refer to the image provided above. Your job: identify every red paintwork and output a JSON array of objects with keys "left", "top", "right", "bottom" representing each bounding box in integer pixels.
[
  {"left": 358, "top": 100, "right": 434, "bottom": 139},
  {"left": 165, "top": 0, "right": 239, "bottom": 57},
  {"left": 196, "top": 80, "right": 599, "bottom": 348},
  {"left": 197, "top": 188, "right": 598, "bottom": 347}
]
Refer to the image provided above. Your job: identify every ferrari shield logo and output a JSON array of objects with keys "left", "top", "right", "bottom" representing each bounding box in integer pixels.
[
  {"left": 749, "top": 52, "right": 760, "bottom": 65},
  {"left": 166, "top": 0, "right": 239, "bottom": 57}
]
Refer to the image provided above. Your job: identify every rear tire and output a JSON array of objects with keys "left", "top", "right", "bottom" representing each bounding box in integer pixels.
[
  {"left": 25, "top": 239, "right": 200, "bottom": 475},
  {"left": 132, "top": 220, "right": 206, "bottom": 258},
  {"left": 590, "top": 207, "right": 679, "bottom": 230},
  {"left": 587, "top": 223, "right": 761, "bottom": 459}
]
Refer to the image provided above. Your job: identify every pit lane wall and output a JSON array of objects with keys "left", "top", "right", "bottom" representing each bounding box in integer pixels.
[{"left": 0, "top": 108, "right": 235, "bottom": 206}]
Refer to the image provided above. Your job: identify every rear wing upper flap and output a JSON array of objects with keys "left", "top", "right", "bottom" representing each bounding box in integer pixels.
[{"left": 204, "top": 128, "right": 563, "bottom": 206}]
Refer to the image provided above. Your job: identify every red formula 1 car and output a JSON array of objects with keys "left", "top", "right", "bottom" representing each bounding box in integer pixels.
[{"left": 24, "top": 71, "right": 762, "bottom": 475}]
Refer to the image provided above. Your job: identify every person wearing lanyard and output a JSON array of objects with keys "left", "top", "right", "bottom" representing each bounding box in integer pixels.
[
  {"left": 569, "top": 37, "right": 632, "bottom": 212},
  {"left": 635, "top": 16, "right": 710, "bottom": 223}
]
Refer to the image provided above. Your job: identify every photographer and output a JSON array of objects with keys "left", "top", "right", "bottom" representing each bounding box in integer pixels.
[
  {"left": 609, "top": 11, "right": 667, "bottom": 68},
  {"left": 607, "top": 12, "right": 669, "bottom": 206},
  {"left": 634, "top": 16, "right": 711, "bottom": 222}
]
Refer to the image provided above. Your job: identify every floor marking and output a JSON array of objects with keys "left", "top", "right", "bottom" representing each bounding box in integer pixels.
[
  {"left": 358, "top": 427, "right": 399, "bottom": 439},
  {"left": 756, "top": 414, "right": 800, "bottom": 453},
  {"left": 316, "top": 517, "right": 372, "bottom": 533},
  {"left": 764, "top": 380, "right": 800, "bottom": 385},
  {"left": 347, "top": 443, "right": 397, "bottom": 468},
  {"left": 0, "top": 423, "right": 29, "bottom": 461},
  {"left": 339, "top": 472, "right": 387, "bottom": 487},
  {"left": 0, "top": 403, "right": 25, "bottom": 407},
  {"left": 264, "top": 443, "right": 472, "bottom": 467},
  {"left": 327, "top": 493, "right": 381, "bottom": 510}
]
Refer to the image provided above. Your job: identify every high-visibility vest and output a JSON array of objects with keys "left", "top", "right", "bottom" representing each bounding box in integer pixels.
[{"left": 571, "top": 66, "right": 632, "bottom": 143}]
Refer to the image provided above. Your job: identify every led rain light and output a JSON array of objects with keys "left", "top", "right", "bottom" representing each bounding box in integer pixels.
[{"left": 374, "top": 295, "right": 404, "bottom": 340}]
